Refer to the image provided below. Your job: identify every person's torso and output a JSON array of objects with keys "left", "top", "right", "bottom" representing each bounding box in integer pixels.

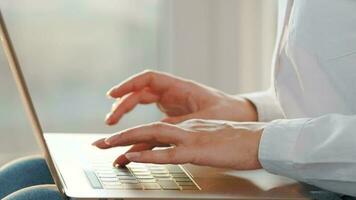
[{"left": 275, "top": 0, "right": 356, "bottom": 118}]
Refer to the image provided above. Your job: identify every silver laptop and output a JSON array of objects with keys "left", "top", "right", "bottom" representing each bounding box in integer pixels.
[{"left": 0, "top": 10, "right": 312, "bottom": 199}]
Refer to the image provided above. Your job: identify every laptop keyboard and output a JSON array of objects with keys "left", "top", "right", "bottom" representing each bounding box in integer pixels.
[{"left": 85, "top": 162, "right": 200, "bottom": 191}]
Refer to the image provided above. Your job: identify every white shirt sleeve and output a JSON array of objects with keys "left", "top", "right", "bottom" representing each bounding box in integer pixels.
[
  {"left": 240, "top": 0, "right": 288, "bottom": 123},
  {"left": 241, "top": 89, "right": 285, "bottom": 122},
  {"left": 259, "top": 114, "right": 356, "bottom": 197}
]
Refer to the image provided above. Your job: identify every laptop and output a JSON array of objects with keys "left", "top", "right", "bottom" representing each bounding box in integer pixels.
[{"left": 0, "top": 10, "right": 312, "bottom": 199}]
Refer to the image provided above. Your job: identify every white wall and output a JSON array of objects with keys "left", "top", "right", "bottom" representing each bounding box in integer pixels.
[{"left": 158, "top": 0, "right": 277, "bottom": 94}]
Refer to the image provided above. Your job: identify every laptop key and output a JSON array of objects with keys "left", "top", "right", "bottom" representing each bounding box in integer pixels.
[
  {"left": 139, "top": 179, "right": 156, "bottom": 183},
  {"left": 171, "top": 173, "right": 189, "bottom": 178},
  {"left": 131, "top": 165, "right": 148, "bottom": 169},
  {"left": 120, "top": 179, "right": 139, "bottom": 184},
  {"left": 153, "top": 174, "right": 171, "bottom": 178},
  {"left": 97, "top": 173, "right": 117, "bottom": 178},
  {"left": 156, "top": 178, "right": 173, "bottom": 181},
  {"left": 136, "top": 175, "right": 155, "bottom": 179},
  {"left": 102, "top": 182, "right": 122, "bottom": 186},
  {"left": 157, "top": 180, "right": 180, "bottom": 190},
  {"left": 122, "top": 184, "right": 143, "bottom": 190},
  {"left": 115, "top": 171, "right": 133, "bottom": 176},
  {"left": 142, "top": 183, "right": 161, "bottom": 190},
  {"left": 150, "top": 169, "right": 167, "bottom": 173},
  {"left": 84, "top": 170, "right": 103, "bottom": 189},
  {"left": 118, "top": 176, "right": 136, "bottom": 180},
  {"left": 95, "top": 170, "right": 116, "bottom": 174},
  {"left": 132, "top": 171, "right": 151, "bottom": 176},
  {"left": 129, "top": 163, "right": 146, "bottom": 167},
  {"left": 172, "top": 173, "right": 188, "bottom": 177},
  {"left": 165, "top": 165, "right": 183, "bottom": 173},
  {"left": 130, "top": 168, "right": 150, "bottom": 172},
  {"left": 113, "top": 167, "right": 130, "bottom": 172},
  {"left": 174, "top": 177, "right": 191, "bottom": 182},
  {"left": 176, "top": 181, "right": 195, "bottom": 186},
  {"left": 100, "top": 177, "right": 119, "bottom": 182},
  {"left": 147, "top": 164, "right": 164, "bottom": 169}
]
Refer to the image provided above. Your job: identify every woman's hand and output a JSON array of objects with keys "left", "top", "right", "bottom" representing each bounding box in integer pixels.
[
  {"left": 105, "top": 70, "right": 257, "bottom": 125},
  {"left": 93, "top": 119, "right": 264, "bottom": 170}
]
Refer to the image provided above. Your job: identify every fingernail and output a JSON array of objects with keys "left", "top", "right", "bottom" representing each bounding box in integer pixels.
[
  {"left": 106, "top": 86, "right": 117, "bottom": 98},
  {"left": 104, "top": 134, "right": 119, "bottom": 144},
  {"left": 106, "top": 90, "right": 114, "bottom": 98},
  {"left": 111, "top": 102, "right": 119, "bottom": 112},
  {"left": 105, "top": 113, "right": 112, "bottom": 124},
  {"left": 92, "top": 139, "right": 105, "bottom": 147},
  {"left": 125, "top": 152, "right": 141, "bottom": 161},
  {"left": 104, "top": 137, "right": 112, "bottom": 145},
  {"left": 105, "top": 113, "right": 111, "bottom": 120}
]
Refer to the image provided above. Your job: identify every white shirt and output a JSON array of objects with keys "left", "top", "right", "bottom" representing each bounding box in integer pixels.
[{"left": 245, "top": 0, "right": 356, "bottom": 197}]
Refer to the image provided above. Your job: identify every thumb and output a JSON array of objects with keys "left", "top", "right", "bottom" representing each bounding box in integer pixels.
[{"left": 161, "top": 110, "right": 210, "bottom": 124}]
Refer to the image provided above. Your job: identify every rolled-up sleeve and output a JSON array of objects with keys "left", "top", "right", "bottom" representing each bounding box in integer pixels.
[
  {"left": 259, "top": 114, "right": 356, "bottom": 197},
  {"left": 241, "top": 89, "right": 285, "bottom": 122}
]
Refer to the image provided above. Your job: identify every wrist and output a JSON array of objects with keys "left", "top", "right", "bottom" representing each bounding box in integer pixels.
[
  {"left": 233, "top": 96, "right": 258, "bottom": 122},
  {"left": 250, "top": 128, "right": 263, "bottom": 169}
]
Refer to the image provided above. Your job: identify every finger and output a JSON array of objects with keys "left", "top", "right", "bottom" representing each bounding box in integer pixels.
[
  {"left": 114, "top": 143, "right": 155, "bottom": 167},
  {"left": 92, "top": 138, "right": 111, "bottom": 149},
  {"left": 106, "top": 88, "right": 160, "bottom": 125},
  {"left": 92, "top": 137, "right": 167, "bottom": 150},
  {"left": 107, "top": 70, "right": 178, "bottom": 98},
  {"left": 105, "top": 123, "right": 187, "bottom": 147},
  {"left": 124, "top": 147, "right": 191, "bottom": 164},
  {"left": 114, "top": 143, "right": 171, "bottom": 167}
]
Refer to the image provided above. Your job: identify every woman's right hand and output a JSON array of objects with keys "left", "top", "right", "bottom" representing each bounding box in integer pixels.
[{"left": 105, "top": 70, "right": 258, "bottom": 125}]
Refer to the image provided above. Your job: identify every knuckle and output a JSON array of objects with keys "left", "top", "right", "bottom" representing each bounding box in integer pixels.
[
  {"left": 178, "top": 119, "right": 195, "bottom": 126},
  {"left": 222, "top": 122, "right": 234, "bottom": 129},
  {"left": 178, "top": 119, "right": 204, "bottom": 130},
  {"left": 151, "top": 122, "right": 167, "bottom": 130},
  {"left": 183, "top": 119, "right": 204, "bottom": 125}
]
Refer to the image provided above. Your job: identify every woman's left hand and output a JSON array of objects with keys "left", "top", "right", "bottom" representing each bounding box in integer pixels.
[{"left": 92, "top": 119, "right": 264, "bottom": 170}]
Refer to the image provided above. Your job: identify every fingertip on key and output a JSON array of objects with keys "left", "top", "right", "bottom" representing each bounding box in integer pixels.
[{"left": 113, "top": 155, "right": 130, "bottom": 167}]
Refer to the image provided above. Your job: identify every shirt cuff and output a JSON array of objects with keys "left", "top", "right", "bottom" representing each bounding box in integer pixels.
[
  {"left": 241, "top": 90, "right": 285, "bottom": 122},
  {"left": 258, "top": 118, "right": 310, "bottom": 179}
]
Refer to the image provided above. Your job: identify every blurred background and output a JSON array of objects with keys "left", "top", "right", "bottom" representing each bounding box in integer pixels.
[{"left": 0, "top": 0, "right": 278, "bottom": 165}]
